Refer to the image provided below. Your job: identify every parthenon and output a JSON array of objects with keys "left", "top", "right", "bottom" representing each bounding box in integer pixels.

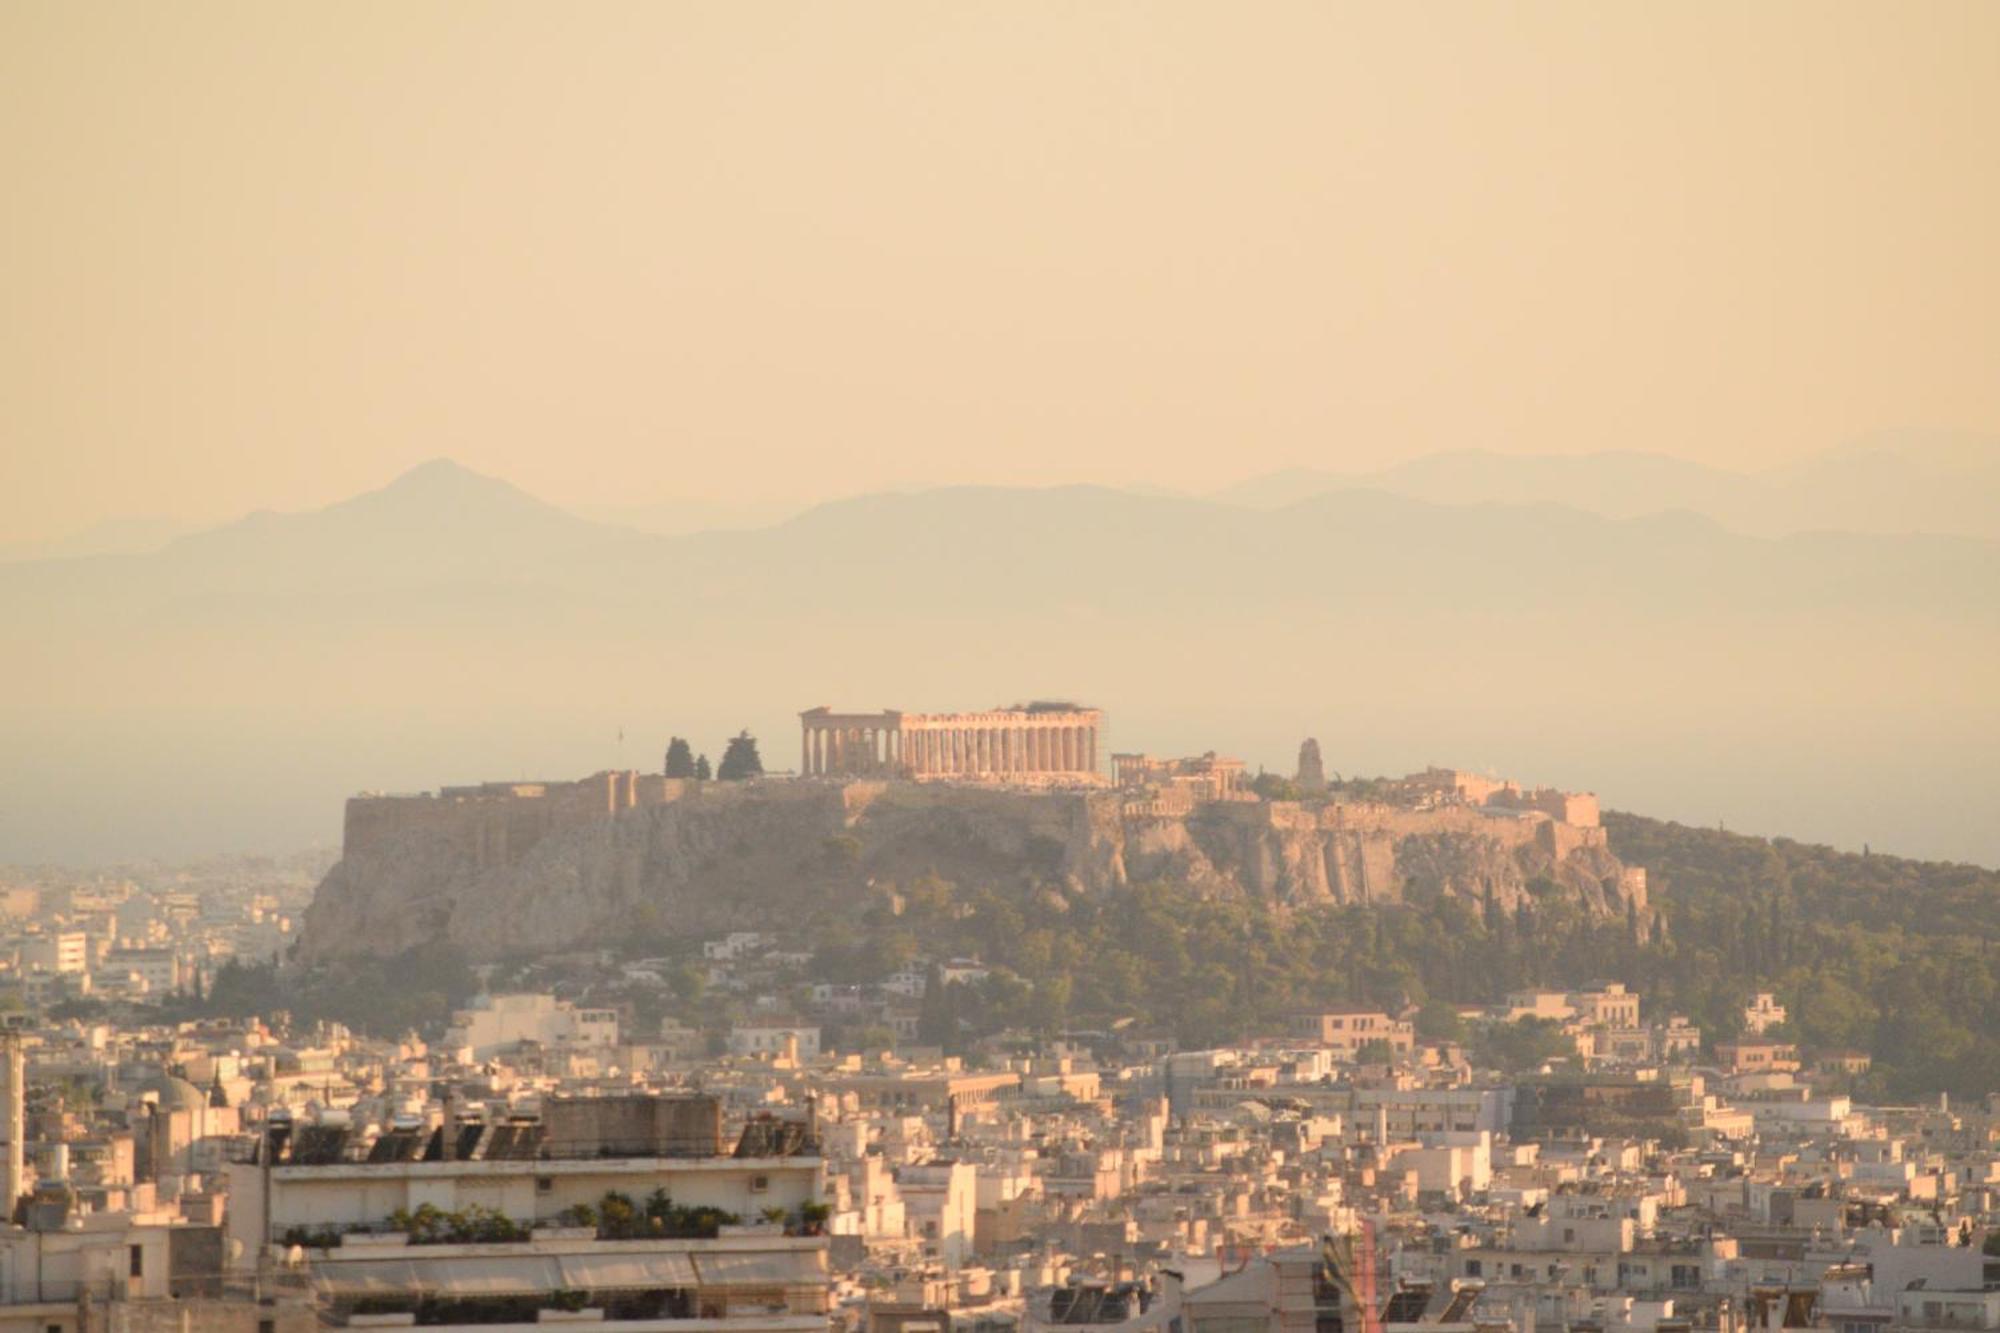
[{"left": 799, "top": 703, "right": 1105, "bottom": 782}]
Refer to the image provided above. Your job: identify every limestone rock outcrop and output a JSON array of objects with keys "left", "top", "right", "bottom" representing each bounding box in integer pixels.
[{"left": 298, "top": 780, "right": 1646, "bottom": 962}]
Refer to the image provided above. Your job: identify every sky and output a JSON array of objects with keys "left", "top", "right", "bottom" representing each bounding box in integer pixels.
[{"left": 5, "top": 1, "right": 2000, "bottom": 542}]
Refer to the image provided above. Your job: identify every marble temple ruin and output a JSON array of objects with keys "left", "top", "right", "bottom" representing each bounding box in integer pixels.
[{"left": 798, "top": 702, "right": 1104, "bottom": 782}]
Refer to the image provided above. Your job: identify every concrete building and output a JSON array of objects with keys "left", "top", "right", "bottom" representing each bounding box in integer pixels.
[
  {"left": 1295, "top": 1008, "right": 1417, "bottom": 1057},
  {"left": 444, "top": 993, "right": 620, "bottom": 1061},
  {"left": 730, "top": 1024, "right": 822, "bottom": 1061},
  {"left": 223, "top": 1095, "right": 829, "bottom": 1333},
  {"left": 1743, "top": 992, "right": 1788, "bottom": 1035},
  {"left": 18, "top": 931, "right": 87, "bottom": 975}
]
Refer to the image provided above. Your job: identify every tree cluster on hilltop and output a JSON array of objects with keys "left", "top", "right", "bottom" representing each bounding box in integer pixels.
[{"left": 664, "top": 731, "right": 761, "bottom": 781}]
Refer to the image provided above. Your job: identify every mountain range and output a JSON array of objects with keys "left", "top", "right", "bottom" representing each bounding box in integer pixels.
[
  {"left": 2, "top": 440, "right": 1995, "bottom": 866},
  {"left": 1212, "top": 431, "right": 2000, "bottom": 539}
]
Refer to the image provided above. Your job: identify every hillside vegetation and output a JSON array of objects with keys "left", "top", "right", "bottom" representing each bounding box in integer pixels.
[
  {"left": 808, "top": 812, "right": 2000, "bottom": 1098},
  {"left": 190, "top": 809, "right": 2000, "bottom": 1100}
]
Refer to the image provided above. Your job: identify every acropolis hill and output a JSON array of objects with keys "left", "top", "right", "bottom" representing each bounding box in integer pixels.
[{"left": 299, "top": 719, "right": 1646, "bottom": 963}]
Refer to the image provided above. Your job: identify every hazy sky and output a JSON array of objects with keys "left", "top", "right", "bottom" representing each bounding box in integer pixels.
[{"left": 5, "top": 1, "right": 1998, "bottom": 542}]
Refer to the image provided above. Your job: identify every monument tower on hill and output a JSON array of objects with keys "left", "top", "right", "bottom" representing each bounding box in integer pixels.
[{"left": 1296, "top": 738, "right": 1327, "bottom": 792}]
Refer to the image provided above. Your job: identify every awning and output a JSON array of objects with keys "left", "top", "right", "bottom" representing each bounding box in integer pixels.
[
  {"left": 315, "top": 1247, "right": 819, "bottom": 1298},
  {"left": 558, "top": 1252, "right": 699, "bottom": 1291},
  {"left": 313, "top": 1256, "right": 563, "bottom": 1297},
  {"left": 691, "top": 1250, "right": 825, "bottom": 1286},
  {"left": 312, "top": 1261, "right": 420, "bottom": 1297},
  {"left": 414, "top": 1257, "right": 565, "bottom": 1296}
]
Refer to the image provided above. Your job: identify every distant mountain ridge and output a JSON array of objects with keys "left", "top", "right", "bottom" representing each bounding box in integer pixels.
[
  {"left": 0, "top": 454, "right": 1994, "bottom": 866},
  {"left": 1212, "top": 432, "right": 2000, "bottom": 539}
]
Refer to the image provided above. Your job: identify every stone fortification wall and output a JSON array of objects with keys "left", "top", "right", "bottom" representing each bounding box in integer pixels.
[
  {"left": 301, "top": 777, "right": 1644, "bottom": 962},
  {"left": 343, "top": 772, "right": 689, "bottom": 873}
]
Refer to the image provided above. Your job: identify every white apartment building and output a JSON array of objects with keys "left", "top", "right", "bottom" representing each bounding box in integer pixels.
[
  {"left": 443, "top": 993, "right": 619, "bottom": 1061},
  {"left": 18, "top": 931, "right": 87, "bottom": 975}
]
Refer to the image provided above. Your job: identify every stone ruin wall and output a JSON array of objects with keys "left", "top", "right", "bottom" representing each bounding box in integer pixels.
[
  {"left": 342, "top": 771, "right": 698, "bottom": 873},
  {"left": 305, "top": 773, "right": 1645, "bottom": 960}
]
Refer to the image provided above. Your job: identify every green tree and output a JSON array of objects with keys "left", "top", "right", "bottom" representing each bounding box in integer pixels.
[
  {"left": 669, "top": 963, "right": 707, "bottom": 1004},
  {"left": 664, "top": 737, "right": 696, "bottom": 778},
  {"left": 694, "top": 754, "right": 712, "bottom": 780},
  {"left": 717, "top": 730, "right": 764, "bottom": 781},
  {"left": 1471, "top": 1017, "right": 1574, "bottom": 1073},
  {"left": 1415, "top": 1000, "right": 1467, "bottom": 1043}
]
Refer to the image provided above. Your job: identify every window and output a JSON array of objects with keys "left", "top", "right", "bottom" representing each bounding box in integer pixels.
[
  {"left": 536, "top": 1176, "right": 554, "bottom": 1194},
  {"left": 130, "top": 1245, "right": 144, "bottom": 1278},
  {"left": 750, "top": 1175, "right": 770, "bottom": 1193},
  {"left": 1465, "top": 1261, "right": 1482, "bottom": 1278},
  {"left": 259, "top": 1322, "right": 275, "bottom": 1333}
]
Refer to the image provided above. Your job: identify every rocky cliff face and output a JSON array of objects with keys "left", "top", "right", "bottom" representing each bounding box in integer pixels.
[{"left": 298, "top": 780, "right": 1645, "bottom": 962}]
